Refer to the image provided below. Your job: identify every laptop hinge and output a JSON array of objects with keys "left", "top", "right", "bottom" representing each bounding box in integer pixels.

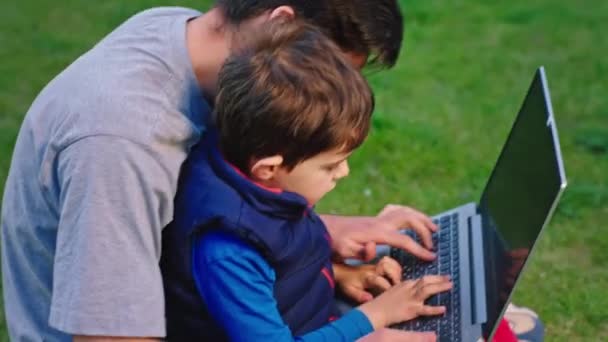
[{"left": 468, "top": 214, "right": 488, "bottom": 325}]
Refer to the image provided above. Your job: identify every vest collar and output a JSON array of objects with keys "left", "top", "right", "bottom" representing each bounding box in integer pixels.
[{"left": 206, "top": 138, "right": 309, "bottom": 220}]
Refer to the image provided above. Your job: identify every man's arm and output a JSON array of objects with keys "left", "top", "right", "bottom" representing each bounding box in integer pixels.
[
  {"left": 320, "top": 205, "right": 438, "bottom": 261},
  {"left": 51, "top": 135, "right": 181, "bottom": 338}
]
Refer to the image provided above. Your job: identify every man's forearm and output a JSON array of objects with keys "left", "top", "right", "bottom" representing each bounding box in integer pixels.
[
  {"left": 319, "top": 214, "right": 341, "bottom": 237},
  {"left": 320, "top": 214, "right": 378, "bottom": 261},
  {"left": 319, "top": 214, "right": 374, "bottom": 238}
]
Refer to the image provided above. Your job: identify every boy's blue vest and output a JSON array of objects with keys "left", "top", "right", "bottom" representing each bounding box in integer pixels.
[{"left": 160, "top": 134, "right": 338, "bottom": 341}]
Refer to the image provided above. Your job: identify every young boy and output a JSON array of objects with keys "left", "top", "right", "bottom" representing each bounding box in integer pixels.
[{"left": 160, "top": 19, "right": 453, "bottom": 341}]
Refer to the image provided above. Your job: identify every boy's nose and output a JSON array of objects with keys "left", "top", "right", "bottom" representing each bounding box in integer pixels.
[{"left": 335, "top": 160, "right": 349, "bottom": 179}]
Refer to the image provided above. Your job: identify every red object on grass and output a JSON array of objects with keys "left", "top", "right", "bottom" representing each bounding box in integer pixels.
[{"left": 491, "top": 318, "right": 518, "bottom": 342}]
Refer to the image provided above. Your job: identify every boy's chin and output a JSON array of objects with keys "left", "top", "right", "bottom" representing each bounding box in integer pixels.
[{"left": 306, "top": 197, "right": 321, "bottom": 207}]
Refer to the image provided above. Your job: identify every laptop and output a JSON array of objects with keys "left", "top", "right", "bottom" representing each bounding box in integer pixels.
[{"left": 389, "top": 66, "right": 567, "bottom": 341}]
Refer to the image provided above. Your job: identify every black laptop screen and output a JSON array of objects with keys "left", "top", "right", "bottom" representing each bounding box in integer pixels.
[{"left": 478, "top": 68, "right": 565, "bottom": 339}]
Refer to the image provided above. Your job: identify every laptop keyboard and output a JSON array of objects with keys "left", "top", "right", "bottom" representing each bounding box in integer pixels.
[{"left": 389, "top": 213, "right": 461, "bottom": 342}]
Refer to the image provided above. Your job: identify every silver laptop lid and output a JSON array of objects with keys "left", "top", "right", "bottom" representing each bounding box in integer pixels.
[{"left": 476, "top": 67, "right": 567, "bottom": 339}]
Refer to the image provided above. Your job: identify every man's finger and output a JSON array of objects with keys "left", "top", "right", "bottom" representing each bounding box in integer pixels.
[
  {"left": 407, "top": 219, "right": 434, "bottom": 250},
  {"left": 421, "top": 214, "right": 438, "bottom": 232},
  {"left": 361, "top": 241, "right": 377, "bottom": 262},
  {"left": 382, "top": 206, "right": 437, "bottom": 234},
  {"left": 386, "top": 233, "right": 436, "bottom": 261},
  {"left": 377, "top": 204, "right": 400, "bottom": 217},
  {"left": 403, "top": 208, "right": 437, "bottom": 234}
]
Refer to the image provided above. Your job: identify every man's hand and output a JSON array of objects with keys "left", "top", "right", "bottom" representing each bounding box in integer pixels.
[
  {"left": 357, "top": 329, "right": 436, "bottom": 342},
  {"left": 321, "top": 204, "right": 438, "bottom": 262}
]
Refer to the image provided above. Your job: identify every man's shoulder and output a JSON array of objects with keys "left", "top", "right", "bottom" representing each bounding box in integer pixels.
[
  {"left": 26, "top": 5, "right": 207, "bottom": 150},
  {"left": 130, "top": 6, "right": 202, "bottom": 21}
]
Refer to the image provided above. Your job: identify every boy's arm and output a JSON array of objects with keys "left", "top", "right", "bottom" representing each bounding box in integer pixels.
[{"left": 193, "top": 231, "right": 374, "bottom": 342}]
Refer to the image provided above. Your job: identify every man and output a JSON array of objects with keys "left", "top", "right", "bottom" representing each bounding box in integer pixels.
[{"left": 1, "top": 1, "right": 439, "bottom": 341}]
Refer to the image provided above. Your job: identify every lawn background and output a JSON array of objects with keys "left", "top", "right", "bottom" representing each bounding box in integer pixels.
[{"left": 1, "top": 1, "right": 606, "bottom": 341}]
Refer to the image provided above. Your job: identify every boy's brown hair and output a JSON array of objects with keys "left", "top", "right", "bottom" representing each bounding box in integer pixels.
[{"left": 215, "top": 19, "right": 374, "bottom": 174}]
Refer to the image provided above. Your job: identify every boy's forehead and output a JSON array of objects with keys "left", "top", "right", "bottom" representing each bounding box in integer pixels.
[{"left": 314, "top": 149, "right": 352, "bottom": 162}]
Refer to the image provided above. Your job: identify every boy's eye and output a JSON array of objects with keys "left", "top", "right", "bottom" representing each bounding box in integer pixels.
[{"left": 323, "top": 163, "right": 340, "bottom": 171}]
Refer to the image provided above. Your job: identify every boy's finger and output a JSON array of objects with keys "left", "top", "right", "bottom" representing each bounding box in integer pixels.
[
  {"left": 377, "top": 256, "right": 402, "bottom": 285},
  {"left": 416, "top": 275, "right": 451, "bottom": 285},
  {"left": 344, "top": 285, "right": 374, "bottom": 303},
  {"left": 366, "top": 274, "right": 392, "bottom": 291},
  {"left": 416, "top": 281, "right": 453, "bottom": 299},
  {"left": 418, "top": 305, "right": 447, "bottom": 316}
]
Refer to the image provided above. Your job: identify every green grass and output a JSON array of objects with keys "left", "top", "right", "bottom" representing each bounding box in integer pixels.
[{"left": 1, "top": 1, "right": 606, "bottom": 341}]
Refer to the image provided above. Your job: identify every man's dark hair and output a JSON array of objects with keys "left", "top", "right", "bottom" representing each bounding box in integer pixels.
[
  {"left": 215, "top": 0, "right": 403, "bottom": 68},
  {"left": 215, "top": 19, "right": 374, "bottom": 173}
]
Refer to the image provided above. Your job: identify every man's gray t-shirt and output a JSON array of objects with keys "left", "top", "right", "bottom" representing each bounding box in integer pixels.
[{"left": 1, "top": 7, "right": 209, "bottom": 340}]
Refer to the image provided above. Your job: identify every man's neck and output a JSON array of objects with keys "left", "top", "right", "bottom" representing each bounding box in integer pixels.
[{"left": 186, "top": 7, "right": 231, "bottom": 101}]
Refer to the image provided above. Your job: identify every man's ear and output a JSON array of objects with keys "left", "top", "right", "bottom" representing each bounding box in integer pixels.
[
  {"left": 269, "top": 6, "right": 295, "bottom": 20},
  {"left": 250, "top": 155, "right": 284, "bottom": 181}
]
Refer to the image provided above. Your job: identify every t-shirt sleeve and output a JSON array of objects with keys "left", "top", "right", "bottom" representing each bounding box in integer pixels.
[
  {"left": 193, "top": 231, "right": 374, "bottom": 342},
  {"left": 48, "top": 135, "right": 182, "bottom": 337}
]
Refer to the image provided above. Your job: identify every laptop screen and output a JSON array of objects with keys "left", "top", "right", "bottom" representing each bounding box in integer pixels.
[{"left": 477, "top": 67, "right": 567, "bottom": 339}]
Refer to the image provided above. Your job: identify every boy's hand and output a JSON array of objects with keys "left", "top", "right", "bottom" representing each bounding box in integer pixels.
[
  {"left": 358, "top": 275, "right": 452, "bottom": 329},
  {"left": 334, "top": 257, "right": 402, "bottom": 303},
  {"left": 357, "top": 329, "right": 436, "bottom": 342}
]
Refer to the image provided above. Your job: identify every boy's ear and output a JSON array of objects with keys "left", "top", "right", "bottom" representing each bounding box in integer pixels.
[{"left": 250, "top": 155, "right": 284, "bottom": 181}]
